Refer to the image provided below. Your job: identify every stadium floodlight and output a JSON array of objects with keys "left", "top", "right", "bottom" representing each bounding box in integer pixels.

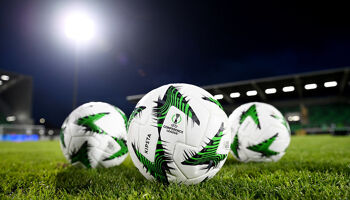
[
  {"left": 1, "top": 75, "right": 9, "bottom": 81},
  {"left": 213, "top": 94, "right": 224, "bottom": 100},
  {"left": 230, "top": 92, "right": 240, "bottom": 98},
  {"left": 39, "top": 130, "right": 45, "bottom": 135},
  {"left": 287, "top": 115, "right": 300, "bottom": 122},
  {"left": 48, "top": 130, "right": 54, "bottom": 136},
  {"left": 324, "top": 81, "right": 337, "bottom": 88},
  {"left": 246, "top": 90, "right": 257, "bottom": 96},
  {"left": 63, "top": 10, "right": 95, "bottom": 43},
  {"left": 265, "top": 88, "right": 277, "bottom": 94},
  {"left": 282, "top": 86, "right": 295, "bottom": 92},
  {"left": 304, "top": 83, "right": 317, "bottom": 90},
  {"left": 60, "top": 7, "right": 98, "bottom": 109},
  {"left": 39, "top": 118, "right": 46, "bottom": 124},
  {"left": 293, "top": 116, "right": 300, "bottom": 121},
  {"left": 6, "top": 116, "right": 16, "bottom": 122}
]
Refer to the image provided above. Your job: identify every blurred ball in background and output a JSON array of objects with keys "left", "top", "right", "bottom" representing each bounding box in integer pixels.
[
  {"left": 229, "top": 102, "right": 291, "bottom": 162},
  {"left": 60, "top": 102, "right": 128, "bottom": 168}
]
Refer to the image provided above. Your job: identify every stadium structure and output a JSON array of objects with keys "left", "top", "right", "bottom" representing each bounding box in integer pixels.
[
  {"left": 0, "top": 69, "right": 45, "bottom": 141},
  {"left": 127, "top": 67, "right": 350, "bottom": 135}
]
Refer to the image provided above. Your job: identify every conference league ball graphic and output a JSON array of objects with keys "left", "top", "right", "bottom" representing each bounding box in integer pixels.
[
  {"left": 128, "top": 83, "right": 231, "bottom": 185},
  {"left": 60, "top": 102, "right": 128, "bottom": 168},
  {"left": 229, "top": 102, "right": 291, "bottom": 162}
]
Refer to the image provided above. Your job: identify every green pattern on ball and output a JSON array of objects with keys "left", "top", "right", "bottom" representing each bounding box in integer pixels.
[
  {"left": 60, "top": 128, "right": 66, "bottom": 148},
  {"left": 127, "top": 106, "right": 146, "bottom": 129},
  {"left": 115, "top": 107, "right": 128, "bottom": 129},
  {"left": 103, "top": 137, "right": 128, "bottom": 161},
  {"left": 77, "top": 113, "right": 108, "bottom": 134},
  {"left": 182, "top": 123, "right": 227, "bottom": 171},
  {"left": 247, "top": 133, "right": 279, "bottom": 157},
  {"left": 70, "top": 141, "right": 91, "bottom": 168},
  {"left": 230, "top": 133, "right": 240, "bottom": 159},
  {"left": 240, "top": 104, "right": 261, "bottom": 129},
  {"left": 271, "top": 114, "right": 290, "bottom": 132},
  {"left": 132, "top": 137, "right": 173, "bottom": 184},
  {"left": 154, "top": 85, "right": 200, "bottom": 129},
  {"left": 202, "top": 96, "right": 224, "bottom": 110}
]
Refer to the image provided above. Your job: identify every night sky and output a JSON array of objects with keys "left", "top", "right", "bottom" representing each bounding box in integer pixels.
[{"left": 0, "top": 1, "right": 349, "bottom": 127}]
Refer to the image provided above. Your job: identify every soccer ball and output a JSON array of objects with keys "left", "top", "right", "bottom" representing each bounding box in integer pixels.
[
  {"left": 229, "top": 102, "right": 291, "bottom": 162},
  {"left": 128, "top": 83, "right": 231, "bottom": 185},
  {"left": 60, "top": 102, "right": 128, "bottom": 168}
]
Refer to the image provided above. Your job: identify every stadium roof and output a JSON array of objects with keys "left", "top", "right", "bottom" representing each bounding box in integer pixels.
[
  {"left": 0, "top": 69, "right": 31, "bottom": 94},
  {"left": 0, "top": 69, "right": 33, "bottom": 124},
  {"left": 127, "top": 67, "right": 350, "bottom": 110}
]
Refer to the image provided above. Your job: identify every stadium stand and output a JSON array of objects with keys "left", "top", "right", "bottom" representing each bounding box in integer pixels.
[
  {"left": 0, "top": 69, "right": 45, "bottom": 141},
  {"left": 127, "top": 67, "right": 350, "bottom": 135},
  {"left": 0, "top": 69, "right": 33, "bottom": 125}
]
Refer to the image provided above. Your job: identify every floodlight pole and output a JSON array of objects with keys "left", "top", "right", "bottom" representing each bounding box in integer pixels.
[
  {"left": 72, "top": 43, "right": 80, "bottom": 109},
  {"left": 63, "top": 10, "right": 95, "bottom": 109}
]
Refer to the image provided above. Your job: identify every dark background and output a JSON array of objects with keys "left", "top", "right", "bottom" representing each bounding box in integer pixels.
[{"left": 0, "top": 1, "right": 349, "bottom": 127}]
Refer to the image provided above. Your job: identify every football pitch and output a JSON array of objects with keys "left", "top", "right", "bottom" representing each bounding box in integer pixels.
[{"left": 0, "top": 135, "right": 349, "bottom": 199}]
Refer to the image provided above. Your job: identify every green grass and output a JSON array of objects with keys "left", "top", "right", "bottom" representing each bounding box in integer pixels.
[{"left": 0, "top": 135, "right": 349, "bottom": 199}]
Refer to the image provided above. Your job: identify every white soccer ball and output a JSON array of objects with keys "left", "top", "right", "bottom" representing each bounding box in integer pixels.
[
  {"left": 127, "top": 83, "right": 231, "bottom": 185},
  {"left": 229, "top": 102, "right": 291, "bottom": 162},
  {"left": 60, "top": 102, "right": 128, "bottom": 168}
]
